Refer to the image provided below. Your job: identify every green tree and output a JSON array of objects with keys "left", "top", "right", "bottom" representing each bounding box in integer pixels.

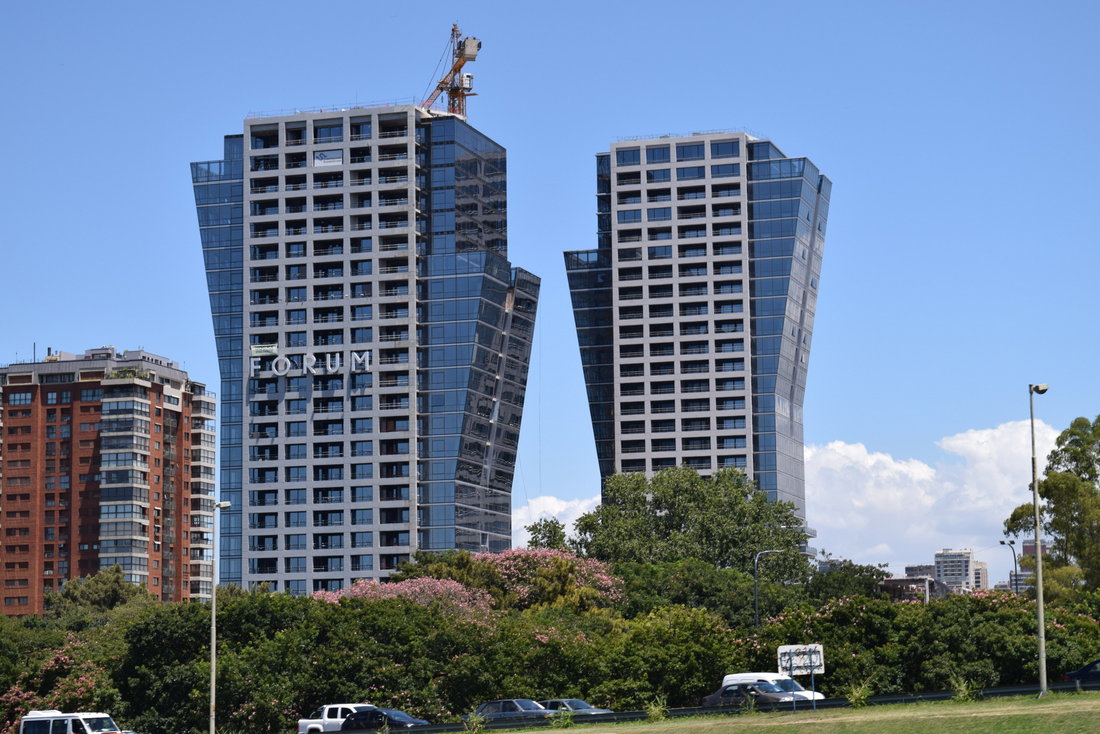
[
  {"left": 570, "top": 467, "right": 809, "bottom": 575},
  {"left": 612, "top": 560, "right": 756, "bottom": 625},
  {"left": 586, "top": 606, "right": 736, "bottom": 708},
  {"left": 806, "top": 553, "right": 890, "bottom": 604},
  {"left": 44, "top": 566, "right": 154, "bottom": 624},
  {"left": 525, "top": 518, "right": 568, "bottom": 550},
  {"left": 1005, "top": 415, "right": 1100, "bottom": 590}
]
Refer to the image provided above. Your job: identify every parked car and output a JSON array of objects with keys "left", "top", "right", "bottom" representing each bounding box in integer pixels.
[
  {"left": 1064, "top": 658, "right": 1100, "bottom": 682},
  {"left": 471, "top": 699, "right": 553, "bottom": 722},
  {"left": 341, "top": 709, "right": 428, "bottom": 731},
  {"left": 721, "top": 672, "right": 824, "bottom": 700},
  {"left": 701, "top": 681, "right": 795, "bottom": 707},
  {"left": 298, "top": 704, "right": 376, "bottom": 734},
  {"left": 537, "top": 699, "right": 613, "bottom": 715},
  {"left": 18, "top": 711, "right": 122, "bottom": 734}
]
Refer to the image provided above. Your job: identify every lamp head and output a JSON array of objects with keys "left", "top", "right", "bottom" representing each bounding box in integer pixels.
[
  {"left": 1030, "top": 384, "right": 1049, "bottom": 395},
  {"left": 1000, "top": 539, "right": 1015, "bottom": 546},
  {"left": 214, "top": 501, "right": 231, "bottom": 510}
]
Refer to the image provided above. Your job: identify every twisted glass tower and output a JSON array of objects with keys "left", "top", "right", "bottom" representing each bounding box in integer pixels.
[
  {"left": 565, "top": 132, "right": 829, "bottom": 519},
  {"left": 192, "top": 106, "right": 538, "bottom": 591}
]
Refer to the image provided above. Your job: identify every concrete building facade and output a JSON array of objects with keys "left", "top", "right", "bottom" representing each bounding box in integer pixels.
[
  {"left": 564, "top": 132, "right": 830, "bottom": 518},
  {"left": 934, "top": 548, "right": 988, "bottom": 593},
  {"left": 192, "top": 105, "right": 539, "bottom": 593},
  {"left": 0, "top": 347, "right": 216, "bottom": 615}
]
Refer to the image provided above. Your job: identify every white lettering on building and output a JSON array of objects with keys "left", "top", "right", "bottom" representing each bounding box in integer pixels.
[{"left": 250, "top": 351, "right": 372, "bottom": 377}]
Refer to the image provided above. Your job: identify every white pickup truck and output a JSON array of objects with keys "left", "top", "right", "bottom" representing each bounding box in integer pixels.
[{"left": 297, "top": 703, "right": 375, "bottom": 734}]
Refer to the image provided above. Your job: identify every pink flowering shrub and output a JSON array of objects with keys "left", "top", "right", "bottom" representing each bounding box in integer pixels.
[
  {"left": 313, "top": 577, "right": 493, "bottom": 621},
  {"left": 0, "top": 638, "right": 121, "bottom": 734},
  {"left": 474, "top": 547, "right": 624, "bottom": 609}
]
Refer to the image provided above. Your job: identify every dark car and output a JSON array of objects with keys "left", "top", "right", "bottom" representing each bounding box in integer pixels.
[
  {"left": 700, "top": 681, "right": 795, "bottom": 707},
  {"left": 472, "top": 699, "right": 553, "bottom": 722},
  {"left": 341, "top": 709, "right": 429, "bottom": 731},
  {"left": 537, "top": 699, "right": 613, "bottom": 715},
  {"left": 1064, "top": 658, "right": 1100, "bottom": 682}
]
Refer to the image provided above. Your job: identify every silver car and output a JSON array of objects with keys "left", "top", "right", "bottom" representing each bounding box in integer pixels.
[
  {"left": 538, "top": 699, "right": 613, "bottom": 715},
  {"left": 472, "top": 699, "right": 553, "bottom": 722}
]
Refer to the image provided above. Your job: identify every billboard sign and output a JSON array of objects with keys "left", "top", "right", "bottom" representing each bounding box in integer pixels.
[{"left": 777, "top": 644, "right": 824, "bottom": 676}]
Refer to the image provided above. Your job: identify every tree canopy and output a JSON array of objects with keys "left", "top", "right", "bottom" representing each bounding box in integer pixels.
[
  {"left": 570, "top": 467, "right": 809, "bottom": 576},
  {"left": 1005, "top": 415, "right": 1100, "bottom": 592}
]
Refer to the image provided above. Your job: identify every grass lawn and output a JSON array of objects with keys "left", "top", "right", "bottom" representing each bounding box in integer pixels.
[{"left": 561, "top": 693, "right": 1100, "bottom": 734}]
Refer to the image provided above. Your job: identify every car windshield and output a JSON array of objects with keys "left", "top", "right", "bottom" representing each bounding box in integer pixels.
[
  {"left": 379, "top": 710, "right": 419, "bottom": 724},
  {"left": 562, "top": 700, "right": 591, "bottom": 709},
  {"left": 773, "top": 679, "right": 806, "bottom": 692},
  {"left": 753, "top": 682, "right": 784, "bottom": 693},
  {"left": 84, "top": 718, "right": 120, "bottom": 733},
  {"left": 352, "top": 706, "right": 375, "bottom": 713},
  {"left": 516, "top": 700, "right": 544, "bottom": 711}
]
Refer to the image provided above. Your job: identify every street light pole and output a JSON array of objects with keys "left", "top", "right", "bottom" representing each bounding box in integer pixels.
[
  {"left": 209, "top": 500, "right": 230, "bottom": 734},
  {"left": 1000, "top": 540, "right": 1019, "bottom": 593},
  {"left": 1029, "top": 383, "right": 1049, "bottom": 696},
  {"left": 753, "top": 550, "right": 782, "bottom": 627}
]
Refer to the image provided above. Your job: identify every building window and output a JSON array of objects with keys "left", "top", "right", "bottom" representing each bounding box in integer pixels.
[
  {"left": 616, "top": 148, "right": 641, "bottom": 166},
  {"left": 646, "top": 169, "right": 671, "bottom": 183},
  {"left": 646, "top": 145, "right": 670, "bottom": 163},
  {"left": 617, "top": 210, "right": 641, "bottom": 224},
  {"left": 711, "top": 140, "right": 740, "bottom": 158},
  {"left": 676, "top": 143, "right": 705, "bottom": 161},
  {"left": 677, "top": 166, "right": 705, "bottom": 180},
  {"left": 711, "top": 163, "right": 740, "bottom": 177},
  {"left": 647, "top": 207, "right": 671, "bottom": 221}
]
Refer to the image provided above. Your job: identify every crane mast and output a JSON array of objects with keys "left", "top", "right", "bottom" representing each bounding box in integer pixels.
[{"left": 422, "top": 24, "right": 481, "bottom": 117}]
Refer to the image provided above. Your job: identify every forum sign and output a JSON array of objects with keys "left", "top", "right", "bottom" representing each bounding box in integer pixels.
[{"left": 249, "top": 348, "right": 371, "bottom": 377}]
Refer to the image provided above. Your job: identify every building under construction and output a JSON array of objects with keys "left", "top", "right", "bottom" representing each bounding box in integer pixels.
[{"left": 190, "top": 29, "right": 540, "bottom": 593}]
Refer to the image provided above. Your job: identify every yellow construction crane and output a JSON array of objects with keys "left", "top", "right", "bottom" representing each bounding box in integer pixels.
[{"left": 421, "top": 24, "right": 481, "bottom": 117}]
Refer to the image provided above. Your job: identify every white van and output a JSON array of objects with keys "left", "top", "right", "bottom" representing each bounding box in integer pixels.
[
  {"left": 18, "top": 710, "right": 122, "bottom": 734},
  {"left": 721, "top": 673, "right": 824, "bottom": 700}
]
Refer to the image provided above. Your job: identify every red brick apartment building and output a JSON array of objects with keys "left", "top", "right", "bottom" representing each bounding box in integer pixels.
[{"left": 0, "top": 347, "right": 216, "bottom": 615}]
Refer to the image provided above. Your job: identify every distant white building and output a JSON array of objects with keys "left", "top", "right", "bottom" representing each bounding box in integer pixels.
[
  {"left": 972, "top": 561, "right": 988, "bottom": 590},
  {"left": 934, "top": 549, "right": 988, "bottom": 593}
]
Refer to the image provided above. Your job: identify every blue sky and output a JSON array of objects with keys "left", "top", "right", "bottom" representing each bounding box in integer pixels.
[{"left": 2, "top": 1, "right": 1097, "bottom": 585}]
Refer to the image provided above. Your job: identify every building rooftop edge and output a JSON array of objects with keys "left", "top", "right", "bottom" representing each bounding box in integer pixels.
[
  {"left": 612, "top": 128, "right": 765, "bottom": 144},
  {"left": 0, "top": 346, "right": 184, "bottom": 373},
  {"left": 244, "top": 99, "right": 469, "bottom": 121}
]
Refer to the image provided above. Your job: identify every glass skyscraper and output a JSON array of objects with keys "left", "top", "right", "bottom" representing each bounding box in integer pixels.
[
  {"left": 191, "top": 105, "right": 539, "bottom": 592},
  {"left": 565, "top": 132, "right": 829, "bottom": 519}
]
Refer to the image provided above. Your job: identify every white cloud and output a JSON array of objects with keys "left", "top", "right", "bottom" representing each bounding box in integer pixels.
[
  {"left": 806, "top": 420, "right": 1058, "bottom": 583},
  {"left": 512, "top": 494, "right": 600, "bottom": 548},
  {"left": 513, "top": 420, "right": 1060, "bottom": 587}
]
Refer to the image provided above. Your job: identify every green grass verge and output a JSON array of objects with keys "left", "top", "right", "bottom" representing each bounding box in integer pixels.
[{"left": 557, "top": 693, "right": 1100, "bottom": 734}]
